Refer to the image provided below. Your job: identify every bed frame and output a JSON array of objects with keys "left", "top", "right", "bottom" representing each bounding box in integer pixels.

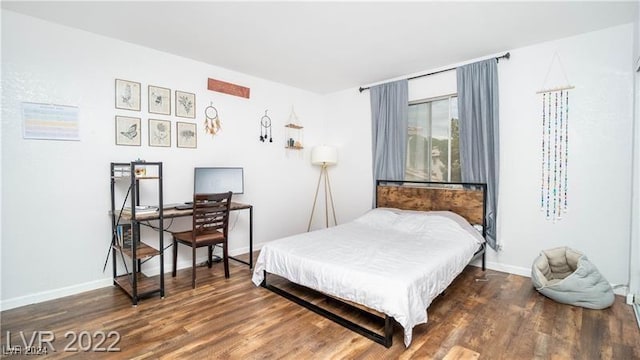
[{"left": 260, "top": 180, "right": 487, "bottom": 348}]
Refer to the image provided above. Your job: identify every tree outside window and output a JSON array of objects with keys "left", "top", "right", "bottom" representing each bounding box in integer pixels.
[{"left": 406, "top": 96, "right": 460, "bottom": 182}]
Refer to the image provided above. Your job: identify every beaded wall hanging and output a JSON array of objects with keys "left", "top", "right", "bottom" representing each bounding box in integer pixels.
[
  {"left": 204, "top": 102, "right": 222, "bottom": 136},
  {"left": 537, "top": 52, "right": 574, "bottom": 222}
]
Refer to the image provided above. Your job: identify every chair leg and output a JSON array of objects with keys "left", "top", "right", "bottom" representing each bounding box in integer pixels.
[
  {"left": 172, "top": 238, "right": 177, "bottom": 277},
  {"left": 192, "top": 245, "right": 196, "bottom": 289},
  {"left": 223, "top": 241, "right": 229, "bottom": 279},
  {"left": 207, "top": 245, "right": 213, "bottom": 268}
]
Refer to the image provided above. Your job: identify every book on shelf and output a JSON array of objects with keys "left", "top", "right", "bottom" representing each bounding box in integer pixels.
[
  {"left": 116, "top": 223, "right": 139, "bottom": 248},
  {"left": 113, "top": 166, "right": 132, "bottom": 178}
]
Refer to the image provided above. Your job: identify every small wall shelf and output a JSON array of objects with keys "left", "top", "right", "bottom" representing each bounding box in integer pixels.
[
  {"left": 285, "top": 107, "right": 304, "bottom": 151},
  {"left": 285, "top": 123, "right": 304, "bottom": 150}
]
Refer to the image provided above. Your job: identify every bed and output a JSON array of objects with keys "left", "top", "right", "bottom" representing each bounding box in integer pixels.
[{"left": 252, "top": 180, "right": 487, "bottom": 347}]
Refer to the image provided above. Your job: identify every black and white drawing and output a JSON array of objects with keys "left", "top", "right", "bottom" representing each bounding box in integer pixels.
[
  {"left": 149, "top": 119, "right": 171, "bottom": 147},
  {"left": 115, "top": 79, "right": 141, "bottom": 111},
  {"left": 175, "top": 90, "right": 196, "bottom": 118},
  {"left": 115, "top": 116, "right": 141, "bottom": 146},
  {"left": 176, "top": 122, "right": 197, "bottom": 148},
  {"left": 148, "top": 85, "right": 171, "bottom": 115}
]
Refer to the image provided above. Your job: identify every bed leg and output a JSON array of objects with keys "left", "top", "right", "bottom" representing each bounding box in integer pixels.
[
  {"left": 482, "top": 251, "right": 486, "bottom": 271},
  {"left": 261, "top": 270, "right": 268, "bottom": 287},
  {"left": 383, "top": 316, "right": 393, "bottom": 348}
]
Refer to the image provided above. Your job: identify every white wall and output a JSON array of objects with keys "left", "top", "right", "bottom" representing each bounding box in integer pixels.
[
  {"left": 326, "top": 24, "right": 635, "bottom": 287},
  {"left": 630, "top": 1, "right": 640, "bottom": 300},
  {"left": 1, "top": 11, "right": 325, "bottom": 309},
  {"left": 497, "top": 24, "right": 633, "bottom": 284}
]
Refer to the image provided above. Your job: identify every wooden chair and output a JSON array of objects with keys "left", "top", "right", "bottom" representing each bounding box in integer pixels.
[{"left": 172, "top": 192, "right": 232, "bottom": 288}]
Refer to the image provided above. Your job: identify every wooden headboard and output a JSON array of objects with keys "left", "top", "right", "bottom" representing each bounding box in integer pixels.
[{"left": 375, "top": 180, "right": 486, "bottom": 227}]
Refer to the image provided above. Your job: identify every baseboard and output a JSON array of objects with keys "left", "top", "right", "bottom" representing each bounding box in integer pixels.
[
  {"left": 1, "top": 254, "right": 249, "bottom": 311},
  {"left": 0, "top": 278, "right": 113, "bottom": 312},
  {"left": 469, "top": 259, "right": 531, "bottom": 277},
  {"left": 486, "top": 261, "right": 531, "bottom": 277},
  {"left": 471, "top": 260, "right": 627, "bottom": 295},
  {"left": 1, "top": 243, "right": 269, "bottom": 311}
]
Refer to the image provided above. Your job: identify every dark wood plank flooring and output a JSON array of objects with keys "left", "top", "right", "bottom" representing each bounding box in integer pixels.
[{"left": 1, "top": 255, "right": 638, "bottom": 359}]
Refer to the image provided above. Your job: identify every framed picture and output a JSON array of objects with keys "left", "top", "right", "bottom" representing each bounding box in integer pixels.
[
  {"left": 148, "top": 119, "right": 171, "bottom": 147},
  {"left": 148, "top": 85, "right": 171, "bottom": 115},
  {"left": 176, "top": 122, "right": 197, "bottom": 148},
  {"left": 115, "top": 116, "right": 141, "bottom": 146},
  {"left": 115, "top": 79, "right": 141, "bottom": 111},
  {"left": 175, "top": 90, "right": 196, "bottom": 118}
]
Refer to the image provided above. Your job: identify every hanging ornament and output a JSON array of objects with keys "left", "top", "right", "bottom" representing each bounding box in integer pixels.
[
  {"left": 537, "top": 52, "right": 574, "bottom": 222},
  {"left": 204, "top": 102, "right": 222, "bottom": 136},
  {"left": 259, "top": 110, "right": 272, "bottom": 143}
]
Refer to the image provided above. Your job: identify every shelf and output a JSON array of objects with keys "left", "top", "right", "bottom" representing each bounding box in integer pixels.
[
  {"left": 115, "top": 243, "right": 160, "bottom": 259},
  {"left": 285, "top": 121, "right": 304, "bottom": 151},
  {"left": 114, "top": 210, "right": 161, "bottom": 221},
  {"left": 110, "top": 161, "right": 164, "bottom": 305},
  {"left": 114, "top": 273, "right": 162, "bottom": 299},
  {"left": 112, "top": 176, "right": 160, "bottom": 180}
]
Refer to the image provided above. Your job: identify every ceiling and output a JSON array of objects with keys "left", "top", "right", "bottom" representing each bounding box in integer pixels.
[{"left": 2, "top": 1, "right": 637, "bottom": 94}]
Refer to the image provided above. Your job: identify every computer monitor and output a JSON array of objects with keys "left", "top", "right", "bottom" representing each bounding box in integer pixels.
[{"left": 194, "top": 167, "right": 244, "bottom": 195}]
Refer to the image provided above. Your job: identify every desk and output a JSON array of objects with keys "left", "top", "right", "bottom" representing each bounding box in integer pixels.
[{"left": 120, "top": 202, "right": 254, "bottom": 269}]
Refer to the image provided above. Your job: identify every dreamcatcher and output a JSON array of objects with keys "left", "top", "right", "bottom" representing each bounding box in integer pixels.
[
  {"left": 538, "top": 52, "right": 574, "bottom": 222},
  {"left": 259, "top": 110, "right": 272, "bottom": 143},
  {"left": 204, "top": 102, "right": 222, "bottom": 136}
]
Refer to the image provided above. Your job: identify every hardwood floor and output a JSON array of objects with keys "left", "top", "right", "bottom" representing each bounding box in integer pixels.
[{"left": 1, "top": 256, "right": 639, "bottom": 359}]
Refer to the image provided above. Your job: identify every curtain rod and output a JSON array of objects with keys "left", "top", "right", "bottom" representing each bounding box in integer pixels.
[{"left": 358, "top": 52, "right": 510, "bottom": 93}]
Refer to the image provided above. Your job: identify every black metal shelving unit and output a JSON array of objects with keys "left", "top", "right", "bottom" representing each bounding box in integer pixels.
[{"left": 110, "top": 161, "right": 164, "bottom": 305}]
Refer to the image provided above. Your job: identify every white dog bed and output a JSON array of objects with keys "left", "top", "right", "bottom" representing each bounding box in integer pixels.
[{"left": 531, "top": 247, "right": 614, "bottom": 309}]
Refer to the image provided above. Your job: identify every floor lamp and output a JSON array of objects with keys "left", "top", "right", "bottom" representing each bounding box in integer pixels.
[{"left": 307, "top": 145, "right": 338, "bottom": 231}]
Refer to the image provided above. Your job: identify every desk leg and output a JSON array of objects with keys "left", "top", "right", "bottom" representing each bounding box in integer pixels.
[
  {"left": 228, "top": 205, "right": 253, "bottom": 269},
  {"left": 249, "top": 206, "right": 253, "bottom": 269}
]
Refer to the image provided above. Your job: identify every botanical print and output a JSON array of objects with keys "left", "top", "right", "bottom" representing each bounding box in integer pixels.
[
  {"left": 176, "top": 122, "right": 197, "bottom": 148},
  {"left": 115, "top": 79, "right": 141, "bottom": 111},
  {"left": 148, "top": 86, "right": 171, "bottom": 115},
  {"left": 115, "top": 116, "right": 141, "bottom": 146},
  {"left": 175, "top": 90, "right": 195, "bottom": 118},
  {"left": 149, "top": 119, "right": 170, "bottom": 147}
]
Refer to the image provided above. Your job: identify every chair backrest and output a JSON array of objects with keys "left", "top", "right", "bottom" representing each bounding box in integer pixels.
[{"left": 192, "top": 192, "right": 232, "bottom": 238}]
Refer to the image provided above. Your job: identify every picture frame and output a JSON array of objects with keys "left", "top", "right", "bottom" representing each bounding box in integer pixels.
[
  {"left": 175, "top": 90, "right": 196, "bottom": 118},
  {"left": 148, "top": 119, "right": 171, "bottom": 147},
  {"left": 115, "top": 79, "right": 141, "bottom": 111},
  {"left": 115, "top": 116, "right": 141, "bottom": 146},
  {"left": 176, "top": 122, "right": 197, "bottom": 148},
  {"left": 148, "top": 85, "right": 171, "bottom": 115}
]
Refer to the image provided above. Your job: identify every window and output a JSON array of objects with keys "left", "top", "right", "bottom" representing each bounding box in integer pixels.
[{"left": 406, "top": 95, "right": 461, "bottom": 182}]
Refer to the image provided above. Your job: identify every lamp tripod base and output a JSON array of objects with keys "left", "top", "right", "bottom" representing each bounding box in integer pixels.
[{"left": 307, "top": 164, "right": 337, "bottom": 231}]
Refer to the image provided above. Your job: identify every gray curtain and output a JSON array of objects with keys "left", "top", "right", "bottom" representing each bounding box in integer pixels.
[
  {"left": 370, "top": 79, "right": 408, "bottom": 196},
  {"left": 457, "top": 59, "right": 500, "bottom": 250}
]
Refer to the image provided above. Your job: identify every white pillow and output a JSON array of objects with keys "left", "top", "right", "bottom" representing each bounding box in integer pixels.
[
  {"left": 354, "top": 208, "right": 485, "bottom": 244},
  {"left": 352, "top": 207, "right": 400, "bottom": 228}
]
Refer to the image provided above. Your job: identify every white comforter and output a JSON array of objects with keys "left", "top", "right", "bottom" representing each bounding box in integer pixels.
[{"left": 252, "top": 208, "right": 484, "bottom": 346}]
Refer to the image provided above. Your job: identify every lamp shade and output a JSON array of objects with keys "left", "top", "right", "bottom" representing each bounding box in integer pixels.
[{"left": 311, "top": 145, "right": 337, "bottom": 166}]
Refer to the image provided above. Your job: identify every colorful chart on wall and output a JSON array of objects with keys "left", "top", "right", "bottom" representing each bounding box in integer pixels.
[{"left": 22, "top": 102, "right": 80, "bottom": 141}]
